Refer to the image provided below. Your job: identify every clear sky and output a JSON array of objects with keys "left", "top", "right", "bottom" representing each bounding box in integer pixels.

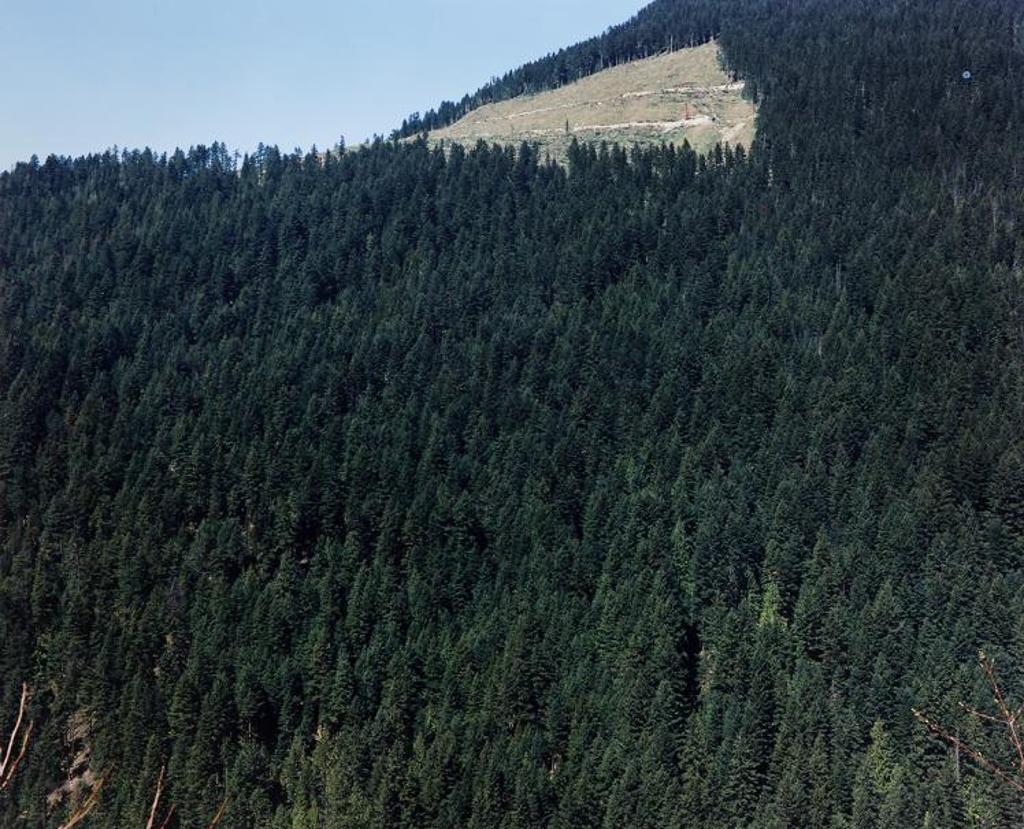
[{"left": 1, "top": 0, "right": 646, "bottom": 169}]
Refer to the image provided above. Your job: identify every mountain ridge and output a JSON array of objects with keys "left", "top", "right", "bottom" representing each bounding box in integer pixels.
[
  {"left": 425, "top": 40, "right": 755, "bottom": 160},
  {"left": 392, "top": 0, "right": 724, "bottom": 138}
]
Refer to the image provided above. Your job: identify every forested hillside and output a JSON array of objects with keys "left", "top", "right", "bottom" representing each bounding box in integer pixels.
[{"left": 3, "top": 0, "right": 1024, "bottom": 827}]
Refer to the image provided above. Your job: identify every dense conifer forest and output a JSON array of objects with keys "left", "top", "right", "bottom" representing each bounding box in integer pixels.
[{"left": 3, "top": 0, "right": 1024, "bottom": 825}]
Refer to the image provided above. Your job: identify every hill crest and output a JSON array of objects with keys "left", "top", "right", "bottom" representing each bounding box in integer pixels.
[{"left": 425, "top": 40, "right": 754, "bottom": 159}]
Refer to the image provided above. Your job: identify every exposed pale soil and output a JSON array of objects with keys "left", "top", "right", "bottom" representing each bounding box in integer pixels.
[{"left": 427, "top": 41, "right": 756, "bottom": 160}]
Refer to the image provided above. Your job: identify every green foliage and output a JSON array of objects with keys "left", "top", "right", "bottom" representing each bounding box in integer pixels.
[{"left": 3, "top": 0, "right": 1024, "bottom": 825}]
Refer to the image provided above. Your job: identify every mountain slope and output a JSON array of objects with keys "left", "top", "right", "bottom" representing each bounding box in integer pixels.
[
  {"left": 3, "top": 1, "right": 1024, "bottom": 827},
  {"left": 427, "top": 41, "right": 754, "bottom": 158}
]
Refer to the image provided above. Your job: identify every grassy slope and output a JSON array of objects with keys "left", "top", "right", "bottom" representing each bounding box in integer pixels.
[{"left": 427, "top": 41, "right": 755, "bottom": 159}]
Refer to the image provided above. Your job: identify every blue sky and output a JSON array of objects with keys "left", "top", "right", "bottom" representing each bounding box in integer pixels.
[{"left": 1, "top": 0, "right": 645, "bottom": 168}]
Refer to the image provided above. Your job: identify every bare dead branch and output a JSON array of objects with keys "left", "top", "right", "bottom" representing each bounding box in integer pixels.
[
  {"left": 205, "top": 797, "right": 229, "bottom": 829},
  {"left": 959, "top": 702, "right": 1005, "bottom": 724},
  {"left": 156, "top": 803, "right": 176, "bottom": 829},
  {"left": 0, "top": 683, "right": 33, "bottom": 792},
  {"left": 980, "top": 651, "right": 1024, "bottom": 775},
  {"left": 145, "top": 765, "right": 176, "bottom": 829},
  {"left": 915, "top": 651, "right": 1024, "bottom": 796},
  {"left": 142, "top": 763, "right": 223, "bottom": 828},
  {"left": 913, "top": 708, "right": 1024, "bottom": 793}
]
